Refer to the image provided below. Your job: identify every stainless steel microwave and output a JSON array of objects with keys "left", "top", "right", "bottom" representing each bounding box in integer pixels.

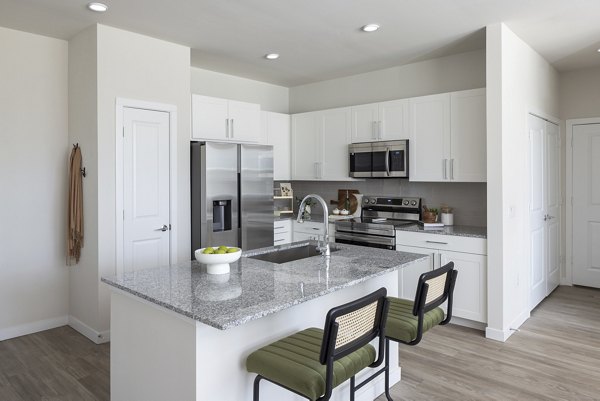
[{"left": 349, "top": 140, "right": 408, "bottom": 178}]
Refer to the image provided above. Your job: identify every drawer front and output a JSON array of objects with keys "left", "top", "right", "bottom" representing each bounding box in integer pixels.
[
  {"left": 274, "top": 219, "right": 292, "bottom": 234},
  {"left": 395, "top": 231, "right": 486, "bottom": 255},
  {"left": 274, "top": 231, "right": 293, "bottom": 245},
  {"left": 293, "top": 220, "right": 324, "bottom": 234}
]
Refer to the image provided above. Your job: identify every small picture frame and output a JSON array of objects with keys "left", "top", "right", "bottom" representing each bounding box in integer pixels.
[{"left": 279, "top": 183, "right": 292, "bottom": 197}]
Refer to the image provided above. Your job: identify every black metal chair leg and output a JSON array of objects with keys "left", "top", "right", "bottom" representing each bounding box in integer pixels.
[
  {"left": 384, "top": 338, "right": 394, "bottom": 401},
  {"left": 253, "top": 375, "right": 262, "bottom": 401},
  {"left": 350, "top": 375, "right": 356, "bottom": 401}
]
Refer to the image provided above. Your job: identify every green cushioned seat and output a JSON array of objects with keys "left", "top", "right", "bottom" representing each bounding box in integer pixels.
[
  {"left": 386, "top": 297, "right": 445, "bottom": 343},
  {"left": 246, "top": 327, "right": 376, "bottom": 401}
]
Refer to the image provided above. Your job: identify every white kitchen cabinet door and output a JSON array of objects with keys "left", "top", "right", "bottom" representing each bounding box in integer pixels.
[
  {"left": 351, "top": 103, "right": 379, "bottom": 143},
  {"left": 291, "top": 113, "right": 320, "bottom": 179},
  {"left": 395, "top": 245, "right": 434, "bottom": 301},
  {"left": 227, "top": 100, "right": 260, "bottom": 143},
  {"left": 192, "top": 95, "right": 229, "bottom": 140},
  {"left": 293, "top": 232, "right": 320, "bottom": 242},
  {"left": 263, "top": 112, "right": 291, "bottom": 181},
  {"left": 450, "top": 89, "right": 486, "bottom": 182},
  {"left": 379, "top": 99, "right": 409, "bottom": 141},
  {"left": 440, "top": 250, "right": 487, "bottom": 323},
  {"left": 320, "top": 107, "right": 351, "bottom": 180},
  {"left": 409, "top": 93, "right": 451, "bottom": 182}
]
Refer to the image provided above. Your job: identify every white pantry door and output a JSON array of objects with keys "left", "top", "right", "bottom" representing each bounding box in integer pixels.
[
  {"left": 573, "top": 123, "right": 600, "bottom": 288},
  {"left": 529, "top": 115, "right": 546, "bottom": 309},
  {"left": 123, "top": 108, "right": 171, "bottom": 272},
  {"left": 529, "top": 115, "right": 561, "bottom": 309}
]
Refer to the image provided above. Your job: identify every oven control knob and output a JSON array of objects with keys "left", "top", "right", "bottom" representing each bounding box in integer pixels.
[
  {"left": 411, "top": 200, "right": 417, "bottom": 206},
  {"left": 403, "top": 200, "right": 409, "bottom": 206},
  {"left": 370, "top": 198, "right": 377, "bottom": 204},
  {"left": 364, "top": 199, "right": 370, "bottom": 204}
]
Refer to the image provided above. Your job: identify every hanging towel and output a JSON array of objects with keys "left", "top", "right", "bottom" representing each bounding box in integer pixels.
[{"left": 67, "top": 145, "right": 84, "bottom": 265}]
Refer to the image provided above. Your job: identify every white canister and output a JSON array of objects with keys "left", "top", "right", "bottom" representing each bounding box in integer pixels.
[{"left": 441, "top": 213, "right": 454, "bottom": 226}]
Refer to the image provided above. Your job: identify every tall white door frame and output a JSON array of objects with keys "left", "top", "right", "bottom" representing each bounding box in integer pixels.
[
  {"left": 116, "top": 98, "right": 178, "bottom": 275},
  {"left": 566, "top": 117, "right": 600, "bottom": 286}
]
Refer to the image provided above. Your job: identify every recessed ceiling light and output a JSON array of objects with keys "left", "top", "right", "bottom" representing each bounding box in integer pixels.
[
  {"left": 265, "top": 53, "right": 280, "bottom": 60},
  {"left": 361, "top": 24, "right": 380, "bottom": 32},
  {"left": 87, "top": 2, "right": 108, "bottom": 12},
  {"left": 597, "top": 48, "right": 600, "bottom": 53}
]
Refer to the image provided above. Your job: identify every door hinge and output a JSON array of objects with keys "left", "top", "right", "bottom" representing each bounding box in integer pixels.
[
  {"left": 122, "top": 126, "right": 125, "bottom": 137},
  {"left": 123, "top": 210, "right": 125, "bottom": 220},
  {"left": 169, "top": 224, "right": 172, "bottom": 231}
]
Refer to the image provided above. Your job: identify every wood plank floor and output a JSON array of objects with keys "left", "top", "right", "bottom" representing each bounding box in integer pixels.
[
  {"left": 0, "top": 285, "right": 598, "bottom": 400},
  {"left": 378, "top": 285, "right": 600, "bottom": 401},
  {"left": 0, "top": 325, "right": 109, "bottom": 401}
]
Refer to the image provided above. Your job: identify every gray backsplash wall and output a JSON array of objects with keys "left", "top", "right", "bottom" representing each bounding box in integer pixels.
[{"left": 283, "top": 180, "right": 487, "bottom": 227}]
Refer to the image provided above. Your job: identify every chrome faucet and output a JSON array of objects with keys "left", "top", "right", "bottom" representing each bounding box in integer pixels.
[{"left": 297, "top": 194, "right": 330, "bottom": 257}]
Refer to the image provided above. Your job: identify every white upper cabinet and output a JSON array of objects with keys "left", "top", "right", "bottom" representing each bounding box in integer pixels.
[
  {"left": 409, "top": 88, "right": 486, "bottom": 182},
  {"left": 261, "top": 111, "right": 291, "bottom": 181},
  {"left": 291, "top": 112, "right": 320, "bottom": 180},
  {"left": 292, "top": 107, "right": 351, "bottom": 180},
  {"left": 409, "top": 93, "right": 451, "bottom": 181},
  {"left": 351, "top": 99, "right": 409, "bottom": 143},
  {"left": 450, "top": 88, "right": 486, "bottom": 182},
  {"left": 192, "top": 95, "right": 260, "bottom": 143}
]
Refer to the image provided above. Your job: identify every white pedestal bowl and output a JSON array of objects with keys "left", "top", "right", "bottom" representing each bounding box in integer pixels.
[{"left": 194, "top": 248, "right": 242, "bottom": 275}]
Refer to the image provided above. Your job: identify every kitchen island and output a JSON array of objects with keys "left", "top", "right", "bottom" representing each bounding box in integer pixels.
[{"left": 102, "top": 241, "right": 428, "bottom": 401}]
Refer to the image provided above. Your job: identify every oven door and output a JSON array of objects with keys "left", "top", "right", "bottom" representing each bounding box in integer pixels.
[
  {"left": 335, "top": 232, "right": 396, "bottom": 250},
  {"left": 371, "top": 141, "right": 408, "bottom": 178},
  {"left": 349, "top": 143, "right": 372, "bottom": 178}
]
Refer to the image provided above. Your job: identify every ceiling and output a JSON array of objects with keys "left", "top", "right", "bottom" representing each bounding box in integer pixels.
[{"left": 1, "top": 0, "right": 600, "bottom": 86}]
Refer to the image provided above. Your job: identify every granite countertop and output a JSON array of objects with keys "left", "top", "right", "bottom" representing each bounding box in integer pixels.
[
  {"left": 396, "top": 224, "right": 487, "bottom": 239},
  {"left": 101, "top": 241, "right": 426, "bottom": 330}
]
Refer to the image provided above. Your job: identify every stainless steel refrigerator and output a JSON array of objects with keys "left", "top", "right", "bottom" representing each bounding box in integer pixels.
[{"left": 191, "top": 142, "right": 274, "bottom": 257}]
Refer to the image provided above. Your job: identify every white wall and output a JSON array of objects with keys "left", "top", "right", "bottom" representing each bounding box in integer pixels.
[
  {"left": 289, "top": 49, "right": 486, "bottom": 113},
  {"left": 96, "top": 25, "right": 192, "bottom": 333},
  {"left": 560, "top": 67, "right": 600, "bottom": 119},
  {"left": 486, "top": 23, "right": 560, "bottom": 341},
  {"left": 191, "top": 67, "right": 289, "bottom": 113},
  {"left": 0, "top": 27, "right": 69, "bottom": 339}
]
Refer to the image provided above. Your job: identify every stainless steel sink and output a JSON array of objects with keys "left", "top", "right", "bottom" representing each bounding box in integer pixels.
[{"left": 248, "top": 244, "right": 339, "bottom": 264}]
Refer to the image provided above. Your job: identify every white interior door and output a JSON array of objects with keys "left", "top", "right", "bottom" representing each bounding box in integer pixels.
[
  {"left": 529, "top": 115, "right": 547, "bottom": 309},
  {"left": 123, "top": 108, "right": 171, "bottom": 272},
  {"left": 573, "top": 123, "right": 600, "bottom": 288}
]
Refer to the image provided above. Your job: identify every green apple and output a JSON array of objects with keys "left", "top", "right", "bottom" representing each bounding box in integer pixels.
[
  {"left": 202, "top": 248, "right": 214, "bottom": 254},
  {"left": 227, "top": 247, "right": 239, "bottom": 253},
  {"left": 215, "top": 249, "right": 226, "bottom": 254}
]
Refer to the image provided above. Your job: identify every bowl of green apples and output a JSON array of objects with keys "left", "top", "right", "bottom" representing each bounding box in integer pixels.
[{"left": 194, "top": 246, "right": 242, "bottom": 275}]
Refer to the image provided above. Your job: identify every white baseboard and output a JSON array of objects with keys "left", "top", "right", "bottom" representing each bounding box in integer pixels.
[
  {"left": 485, "top": 309, "right": 530, "bottom": 342},
  {"left": 0, "top": 316, "right": 68, "bottom": 342},
  {"left": 68, "top": 315, "right": 110, "bottom": 344}
]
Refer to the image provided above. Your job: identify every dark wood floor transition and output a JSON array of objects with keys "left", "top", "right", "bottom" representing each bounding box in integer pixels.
[{"left": 0, "top": 286, "right": 599, "bottom": 400}]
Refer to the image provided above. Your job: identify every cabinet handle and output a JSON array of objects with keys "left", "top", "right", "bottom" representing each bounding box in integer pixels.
[
  {"left": 274, "top": 238, "right": 285, "bottom": 243},
  {"left": 372, "top": 121, "right": 377, "bottom": 139},
  {"left": 274, "top": 225, "right": 285, "bottom": 230},
  {"left": 231, "top": 119, "right": 234, "bottom": 138},
  {"left": 312, "top": 227, "right": 320, "bottom": 230},
  {"left": 226, "top": 119, "right": 229, "bottom": 138},
  {"left": 426, "top": 240, "right": 448, "bottom": 245},
  {"left": 443, "top": 159, "right": 447, "bottom": 180},
  {"left": 450, "top": 159, "right": 454, "bottom": 180}
]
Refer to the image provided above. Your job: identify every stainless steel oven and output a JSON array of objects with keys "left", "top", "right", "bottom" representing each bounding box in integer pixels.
[
  {"left": 335, "top": 195, "right": 421, "bottom": 250},
  {"left": 349, "top": 140, "right": 408, "bottom": 178}
]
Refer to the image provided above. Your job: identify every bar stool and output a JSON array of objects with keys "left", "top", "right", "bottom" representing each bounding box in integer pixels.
[
  {"left": 382, "top": 262, "right": 458, "bottom": 400},
  {"left": 246, "top": 288, "right": 389, "bottom": 401}
]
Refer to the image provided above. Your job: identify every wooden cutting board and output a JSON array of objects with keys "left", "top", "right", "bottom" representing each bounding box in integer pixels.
[{"left": 337, "top": 189, "right": 360, "bottom": 214}]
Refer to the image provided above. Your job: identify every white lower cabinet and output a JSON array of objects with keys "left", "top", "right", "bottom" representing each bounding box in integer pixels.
[
  {"left": 396, "top": 231, "right": 487, "bottom": 324},
  {"left": 274, "top": 220, "right": 293, "bottom": 246},
  {"left": 395, "top": 245, "right": 435, "bottom": 300},
  {"left": 293, "top": 220, "right": 324, "bottom": 242}
]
